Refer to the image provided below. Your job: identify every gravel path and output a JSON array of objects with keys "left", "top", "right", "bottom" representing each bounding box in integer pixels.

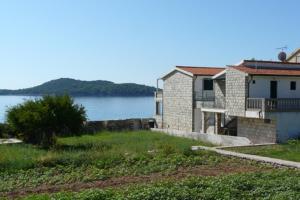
[{"left": 192, "top": 145, "right": 300, "bottom": 169}]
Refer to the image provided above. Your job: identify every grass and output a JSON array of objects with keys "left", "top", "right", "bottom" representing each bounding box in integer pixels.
[
  {"left": 0, "top": 131, "right": 296, "bottom": 199},
  {"left": 0, "top": 131, "right": 224, "bottom": 194},
  {"left": 227, "top": 140, "right": 300, "bottom": 162},
  {"left": 0, "top": 131, "right": 213, "bottom": 171}
]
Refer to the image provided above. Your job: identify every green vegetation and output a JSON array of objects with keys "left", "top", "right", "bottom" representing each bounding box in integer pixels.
[
  {"left": 0, "top": 131, "right": 218, "bottom": 193},
  {"left": 6, "top": 95, "right": 86, "bottom": 148},
  {"left": 21, "top": 170, "right": 300, "bottom": 200},
  {"left": 0, "top": 131, "right": 269, "bottom": 199},
  {"left": 1, "top": 131, "right": 297, "bottom": 199},
  {"left": 228, "top": 140, "right": 300, "bottom": 162},
  {"left": 0, "top": 78, "right": 156, "bottom": 96}
]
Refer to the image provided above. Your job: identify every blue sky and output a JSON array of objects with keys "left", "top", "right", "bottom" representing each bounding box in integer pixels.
[{"left": 0, "top": 0, "right": 299, "bottom": 89}]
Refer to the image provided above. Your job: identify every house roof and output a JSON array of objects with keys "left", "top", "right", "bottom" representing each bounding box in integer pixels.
[
  {"left": 287, "top": 48, "right": 300, "bottom": 61},
  {"left": 231, "top": 65, "right": 300, "bottom": 76},
  {"left": 161, "top": 66, "right": 225, "bottom": 80},
  {"left": 243, "top": 59, "right": 300, "bottom": 65},
  {"left": 176, "top": 66, "right": 224, "bottom": 76}
]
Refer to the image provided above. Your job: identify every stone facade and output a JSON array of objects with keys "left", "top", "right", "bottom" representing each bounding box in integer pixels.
[
  {"left": 163, "top": 71, "right": 193, "bottom": 131},
  {"left": 237, "top": 117, "right": 277, "bottom": 144},
  {"left": 226, "top": 68, "right": 248, "bottom": 116},
  {"left": 214, "top": 79, "right": 226, "bottom": 108}
]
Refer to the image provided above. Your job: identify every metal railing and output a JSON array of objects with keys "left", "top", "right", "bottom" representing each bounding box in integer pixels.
[
  {"left": 194, "top": 91, "right": 215, "bottom": 101},
  {"left": 200, "top": 96, "right": 226, "bottom": 109},
  {"left": 247, "top": 98, "right": 300, "bottom": 112}
]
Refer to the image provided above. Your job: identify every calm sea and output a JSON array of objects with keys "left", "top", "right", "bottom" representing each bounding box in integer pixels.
[{"left": 0, "top": 96, "right": 154, "bottom": 123}]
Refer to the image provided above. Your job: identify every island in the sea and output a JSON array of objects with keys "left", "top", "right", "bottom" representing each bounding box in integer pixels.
[{"left": 0, "top": 78, "right": 156, "bottom": 96}]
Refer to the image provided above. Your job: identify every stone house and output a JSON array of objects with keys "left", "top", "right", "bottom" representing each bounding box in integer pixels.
[
  {"left": 154, "top": 51, "right": 300, "bottom": 144},
  {"left": 154, "top": 66, "right": 224, "bottom": 132}
]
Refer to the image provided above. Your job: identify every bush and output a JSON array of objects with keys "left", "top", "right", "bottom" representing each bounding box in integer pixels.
[
  {"left": 6, "top": 95, "right": 86, "bottom": 148},
  {"left": 0, "top": 123, "right": 15, "bottom": 138}
]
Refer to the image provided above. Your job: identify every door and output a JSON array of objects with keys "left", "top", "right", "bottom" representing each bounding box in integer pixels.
[{"left": 270, "top": 81, "right": 277, "bottom": 99}]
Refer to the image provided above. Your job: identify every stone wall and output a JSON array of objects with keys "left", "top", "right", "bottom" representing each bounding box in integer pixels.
[
  {"left": 163, "top": 71, "right": 193, "bottom": 131},
  {"left": 83, "top": 118, "right": 154, "bottom": 133},
  {"left": 237, "top": 117, "right": 277, "bottom": 144},
  {"left": 214, "top": 79, "right": 226, "bottom": 108},
  {"left": 154, "top": 114, "right": 163, "bottom": 128},
  {"left": 226, "top": 68, "right": 248, "bottom": 116}
]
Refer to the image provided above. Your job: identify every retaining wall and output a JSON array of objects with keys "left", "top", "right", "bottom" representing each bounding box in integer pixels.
[{"left": 152, "top": 128, "right": 252, "bottom": 146}]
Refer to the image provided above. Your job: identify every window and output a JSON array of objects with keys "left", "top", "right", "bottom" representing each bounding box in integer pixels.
[
  {"left": 290, "top": 81, "right": 296, "bottom": 90},
  {"left": 203, "top": 79, "right": 213, "bottom": 90}
]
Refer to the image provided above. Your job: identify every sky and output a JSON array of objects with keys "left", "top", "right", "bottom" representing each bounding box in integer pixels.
[{"left": 0, "top": 0, "right": 300, "bottom": 89}]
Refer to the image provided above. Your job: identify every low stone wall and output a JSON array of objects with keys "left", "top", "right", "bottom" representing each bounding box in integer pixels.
[
  {"left": 151, "top": 128, "right": 252, "bottom": 146},
  {"left": 237, "top": 117, "right": 277, "bottom": 144},
  {"left": 83, "top": 118, "right": 155, "bottom": 133}
]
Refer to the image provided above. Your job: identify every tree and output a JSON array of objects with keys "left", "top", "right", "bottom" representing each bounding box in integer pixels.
[{"left": 6, "top": 95, "right": 86, "bottom": 148}]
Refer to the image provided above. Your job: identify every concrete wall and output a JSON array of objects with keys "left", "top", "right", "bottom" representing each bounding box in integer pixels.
[
  {"left": 237, "top": 117, "right": 277, "bottom": 144},
  {"left": 226, "top": 68, "right": 248, "bottom": 117},
  {"left": 151, "top": 128, "right": 252, "bottom": 146},
  {"left": 249, "top": 76, "right": 300, "bottom": 98},
  {"left": 266, "top": 112, "right": 300, "bottom": 142},
  {"left": 163, "top": 71, "right": 193, "bottom": 131},
  {"left": 193, "top": 108, "right": 202, "bottom": 132}
]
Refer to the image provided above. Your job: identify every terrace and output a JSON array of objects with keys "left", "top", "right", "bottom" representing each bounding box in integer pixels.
[{"left": 246, "top": 98, "right": 300, "bottom": 112}]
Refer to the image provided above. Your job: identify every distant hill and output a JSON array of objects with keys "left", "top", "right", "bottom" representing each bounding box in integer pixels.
[{"left": 0, "top": 78, "right": 156, "bottom": 97}]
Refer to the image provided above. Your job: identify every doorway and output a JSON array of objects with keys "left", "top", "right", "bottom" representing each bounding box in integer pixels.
[{"left": 270, "top": 81, "right": 277, "bottom": 99}]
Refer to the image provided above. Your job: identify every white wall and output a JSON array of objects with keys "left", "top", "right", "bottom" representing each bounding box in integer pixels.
[
  {"left": 249, "top": 76, "right": 300, "bottom": 98},
  {"left": 194, "top": 76, "right": 209, "bottom": 92},
  {"left": 266, "top": 112, "right": 300, "bottom": 142}
]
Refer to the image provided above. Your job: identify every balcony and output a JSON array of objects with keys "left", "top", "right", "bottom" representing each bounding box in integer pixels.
[
  {"left": 194, "top": 91, "right": 215, "bottom": 101},
  {"left": 247, "top": 98, "right": 300, "bottom": 112}
]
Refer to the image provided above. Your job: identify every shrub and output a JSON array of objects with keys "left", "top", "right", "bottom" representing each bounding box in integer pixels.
[
  {"left": 0, "top": 123, "right": 15, "bottom": 138},
  {"left": 6, "top": 95, "right": 86, "bottom": 148}
]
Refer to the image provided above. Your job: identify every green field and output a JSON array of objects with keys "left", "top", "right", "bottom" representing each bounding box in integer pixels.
[
  {"left": 22, "top": 170, "right": 300, "bottom": 200},
  {"left": 227, "top": 140, "right": 300, "bottom": 162},
  {"left": 0, "top": 131, "right": 299, "bottom": 199}
]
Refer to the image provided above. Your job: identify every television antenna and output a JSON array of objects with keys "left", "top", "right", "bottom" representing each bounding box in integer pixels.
[{"left": 276, "top": 46, "right": 288, "bottom": 51}]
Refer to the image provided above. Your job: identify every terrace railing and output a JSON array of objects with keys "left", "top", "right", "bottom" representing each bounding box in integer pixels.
[
  {"left": 194, "top": 91, "right": 215, "bottom": 101},
  {"left": 247, "top": 98, "right": 300, "bottom": 112}
]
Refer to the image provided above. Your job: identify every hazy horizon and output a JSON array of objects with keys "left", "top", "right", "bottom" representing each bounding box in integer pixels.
[{"left": 0, "top": 77, "right": 157, "bottom": 90}]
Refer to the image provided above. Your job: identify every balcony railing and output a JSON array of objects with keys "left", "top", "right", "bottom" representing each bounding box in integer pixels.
[
  {"left": 247, "top": 98, "right": 300, "bottom": 112},
  {"left": 194, "top": 91, "right": 215, "bottom": 101},
  {"left": 200, "top": 96, "right": 226, "bottom": 109}
]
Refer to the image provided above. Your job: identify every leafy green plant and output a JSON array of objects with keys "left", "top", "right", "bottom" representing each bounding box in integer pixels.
[
  {"left": 20, "top": 170, "right": 300, "bottom": 200},
  {"left": 6, "top": 95, "right": 86, "bottom": 148}
]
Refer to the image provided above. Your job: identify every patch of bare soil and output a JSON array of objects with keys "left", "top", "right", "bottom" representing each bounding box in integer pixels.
[{"left": 1, "top": 163, "right": 264, "bottom": 199}]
